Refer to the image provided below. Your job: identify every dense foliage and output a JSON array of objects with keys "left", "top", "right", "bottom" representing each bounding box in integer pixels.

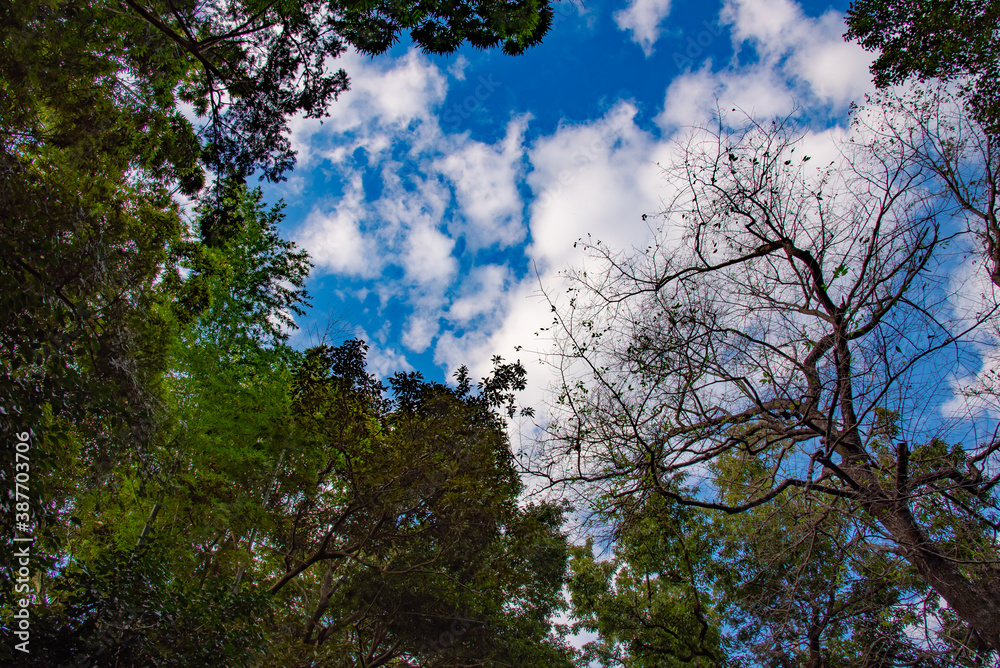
[
  {"left": 3, "top": 187, "right": 574, "bottom": 664},
  {"left": 0, "top": 0, "right": 565, "bottom": 663},
  {"left": 6, "top": 0, "right": 1000, "bottom": 665},
  {"left": 846, "top": 0, "right": 1000, "bottom": 134}
]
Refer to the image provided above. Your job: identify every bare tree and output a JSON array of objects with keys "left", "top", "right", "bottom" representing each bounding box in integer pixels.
[
  {"left": 858, "top": 87, "right": 1000, "bottom": 290},
  {"left": 538, "top": 104, "right": 1000, "bottom": 655}
]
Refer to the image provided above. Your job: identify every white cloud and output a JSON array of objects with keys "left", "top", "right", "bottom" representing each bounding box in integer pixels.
[
  {"left": 356, "top": 327, "right": 415, "bottom": 378},
  {"left": 435, "top": 117, "right": 529, "bottom": 250},
  {"left": 296, "top": 177, "right": 380, "bottom": 278},
  {"left": 527, "top": 103, "right": 663, "bottom": 271},
  {"left": 787, "top": 11, "right": 875, "bottom": 105},
  {"left": 942, "top": 254, "right": 1000, "bottom": 419},
  {"left": 656, "top": 69, "right": 718, "bottom": 129},
  {"left": 402, "top": 314, "right": 441, "bottom": 353},
  {"left": 448, "top": 55, "right": 469, "bottom": 81},
  {"left": 449, "top": 264, "right": 512, "bottom": 325},
  {"left": 435, "top": 103, "right": 670, "bottom": 404},
  {"left": 327, "top": 49, "right": 446, "bottom": 131},
  {"left": 402, "top": 223, "right": 457, "bottom": 288},
  {"left": 721, "top": 0, "right": 874, "bottom": 107},
  {"left": 723, "top": 0, "right": 801, "bottom": 46},
  {"left": 287, "top": 49, "right": 447, "bottom": 168},
  {"left": 656, "top": 0, "right": 874, "bottom": 134},
  {"left": 435, "top": 278, "right": 547, "bottom": 390},
  {"left": 614, "top": 0, "right": 674, "bottom": 56},
  {"left": 657, "top": 64, "right": 795, "bottom": 130},
  {"left": 285, "top": 1, "right": 877, "bottom": 438}
]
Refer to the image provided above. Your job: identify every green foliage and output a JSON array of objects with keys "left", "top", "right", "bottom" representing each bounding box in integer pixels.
[
  {"left": 846, "top": 0, "right": 1000, "bottom": 134},
  {"left": 259, "top": 341, "right": 574, "bottom": 665},
  {"left": 0, "top": 1, "right": 564, "bottom": 663},
  {"left": 0, "top": 64, "right": 190, "bottom": 580},
  {"left": 22, "top": 537, "right": 272, "bottom": 667},
  {"left": 568, "top": 494, "right": 724, "bottom": 667},
  {"left": 3, "top": 222, "right": 573, "bottom": 663},
  {"left": 567, "top": 427, "right": 998, "bottom": 667},
  {"left": 568, "top": 483, "right": 978, "bottom": 668},
  {"left": 3, "top": 0, "right": 554, "bottom": 183},
  {"left": 708, "top": 486, "right": 926, "bottom": 667}
]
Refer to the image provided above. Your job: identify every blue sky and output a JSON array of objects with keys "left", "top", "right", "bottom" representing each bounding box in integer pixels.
[{"left": 260, "top": 0, "right": 877, "bottom": 401}]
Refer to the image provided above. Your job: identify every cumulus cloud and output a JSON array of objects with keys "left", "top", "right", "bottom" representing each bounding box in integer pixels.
[
  {"left": 527, "top": 103, "right": 663, "bottom": 271},
  {"left": 402, "top": 223, "right": 457, "bottom": 288},
  {"left": 614, "top": 0, "right": 674, "bottom": 56},
  {"left": 287, "top": 49, "right": 447, "bottom": 168},
  {"left": 448, "top": 264, "right": 512, "bottom": 325},
  {"left": 435, "top": 117, "right": 529, "bottom": 250},
  {"left": 941, "top": 254, "right": 1000, "bottom": 419},
  {"left": 658, "top": 0, "right": 874, "bottom": 133},
  {"left": 722, "top": 0, "right": 874, "bottom": 106},
  {"left": 434, "top": 277, "right": 549, "bottom": 396},
  {"left": 296, "top": 177, "right": 380, "bottom": 278},
  {"left": 402, "top": 314, "right": 441, "bottom": 353},
  {"left": 435, "top": 103, "right": 668, "bottom": 401},
  {"left": 657, "top": 65, "right": 795, "bottom": 129},
  {"left": 286, "top": 47, "right": 540, "bottom": 367},
  {"left": 356, "top": 327, "right": 415, "bottom": 378},
  {"left": 286, "top": 0, "right": 878, "bottom": 413}
]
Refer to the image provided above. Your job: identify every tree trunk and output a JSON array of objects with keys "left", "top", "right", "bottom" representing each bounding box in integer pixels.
[{"left": 863, "top": 491, "right": 1000, "bottom": 653}]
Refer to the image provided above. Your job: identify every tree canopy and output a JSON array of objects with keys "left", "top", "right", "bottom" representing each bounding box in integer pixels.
[
  {"left": 4, "top": 0, "right": 555, "bottom": 182},
  {"left": 8, "top": 191, "right": 574, "bottom": 664},
  {"left": 10, "top": 1, "right": 1000, "bottom": 664},
  {"left": 0, "top": 2, "right": 566, "bottom": 660},
  {"left": 539, "top": 97, "right": 1000, "bottom": 659},
  {"left": 846, "top": 0, "right": 1000, "bottom": 134}
]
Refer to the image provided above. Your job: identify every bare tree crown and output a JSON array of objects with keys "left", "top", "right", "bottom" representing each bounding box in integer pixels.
[{"left": 540, "top": 91, "right": 1000, "bottom": 655}]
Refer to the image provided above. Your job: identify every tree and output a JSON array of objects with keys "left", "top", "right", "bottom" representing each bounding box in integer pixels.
[
  {"left": 0, "top": 0, "right": 557, "bottom": 481},
  {"left": 4, "top": 0, "right": 554, "bottom": 183},
  {"left": 855, "top": 87, "right": 1000, "bottom": 295},
  {"left": 706, "top": 436, "right": 969, "bottom": 668},
  {"left": 260, "top": 342, "right": 576, "bottom": 666},
  {"left": 567, "top": 458, "right": 962, "bottom": 667},
  {"left": 540, "top": 108, "right": 1000, "bottom": 655},
  {"left": 567, "top": 492, "right": 725, "bottom": 667},
  {"left": 1, "top": 1, "right": 557, "bottom": 649},
  {"left": 0, "top": 56, "right": 198, "bottom": 589},
  {"left": 0, "top": 0, "right": 556, "bottom": 484},
  {"left": 9, "top": 202, "right": 574, "bottom": 664},
  {"left": 845, "top": 0, "right": 1000, "bottom": 135},
  {"left": 4, "top": 183, "right": 313, "bottom": 667}
]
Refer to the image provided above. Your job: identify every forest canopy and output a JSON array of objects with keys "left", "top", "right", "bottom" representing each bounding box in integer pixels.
[
  {"left": 4, "top": 0, "right": 1000, "bottom": 665},
  {"left": 0, "top": 0, "right": 572, "bottom": 664}
]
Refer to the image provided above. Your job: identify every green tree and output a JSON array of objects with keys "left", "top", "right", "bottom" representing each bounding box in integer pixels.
[
  {"left": 569, "top": 475, "right": 972, "bottom": 668},
  {"left": 568, "top": 492, "right": 724, "bottom": 667},
  {"left": 4, "top": 0, "right": 554, "bottom": 183},
  {"left": 4, "top": 182, "right": 312, "bottom": 666},
  {"left": 8, "top": 181, "right": 574, "bottom": 664},
  {"left": 1, "top": 1, "right": 557, "bottom": 650},
  {"left": 260, "top": 342, "right": 575, "bottom": 666},
  {"left": 706, "top": 437, "right": 964, "bottom": 668},
  {"left": 845, "top": 0, "right": 1000, "bottom": 134},
  {"left": 0, "top": 60, "right": 197, "bottom": 595}
]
